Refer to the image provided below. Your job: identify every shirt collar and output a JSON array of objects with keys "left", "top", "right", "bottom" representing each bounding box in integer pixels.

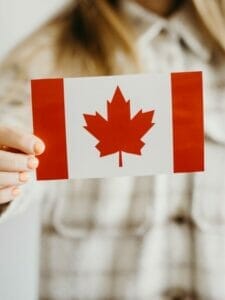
[{"left": 124, "top": 0, "right": 214, "bottom": 62}]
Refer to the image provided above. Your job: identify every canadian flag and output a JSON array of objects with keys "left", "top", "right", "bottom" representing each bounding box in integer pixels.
[{"left": 31, "top": 72, "right": 204, "bottom": 180}]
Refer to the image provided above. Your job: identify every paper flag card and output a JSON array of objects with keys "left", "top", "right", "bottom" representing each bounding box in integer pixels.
[{"left": 31, "top": 71, "right": 204, "bottom": 180}]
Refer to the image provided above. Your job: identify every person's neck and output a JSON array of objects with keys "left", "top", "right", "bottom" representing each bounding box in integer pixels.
[{"left": 135, "top": 0, "right": 182, "bottom": 16}]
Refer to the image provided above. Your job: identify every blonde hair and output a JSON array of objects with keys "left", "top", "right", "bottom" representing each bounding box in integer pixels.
[
  {"left": 192, "top": 0, "right": 225, "bottom": 51},
  {"left": 53, "top": 0, "right": 138, "bottom": 74},
  {"left": 53, "top": 0, "right": 225, "bottom": 74}
]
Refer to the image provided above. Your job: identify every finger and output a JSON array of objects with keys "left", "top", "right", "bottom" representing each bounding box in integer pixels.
[
  {"left": 0, "top": 126, "right": 45, "bottom": 155},
  {"left": 0, "top": 150, "right": 39, "bottom": 172},
  {"left": 0, "top": 186, "right": 21, "bottom": 204},
  {"left": 0, "top": 172, "right": 29, "bottom": 186}
]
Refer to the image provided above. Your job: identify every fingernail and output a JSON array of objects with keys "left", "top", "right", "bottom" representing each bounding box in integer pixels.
[
  {"left": 19, "top": 172, "right": 29, "bottom": 182},
  {"left": 12, "top": 187, "right": 20, "bottom": 197},
  {"left": 34, "top": 142, "right": 45, "bottom": 155},
  {"left": 28, "top": 157, "right": 39, "bottom": 169}
]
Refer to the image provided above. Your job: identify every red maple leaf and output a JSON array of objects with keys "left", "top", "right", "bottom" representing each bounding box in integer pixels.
[{"left": 83, "top": 86, "right": 155, "bottom": 167}]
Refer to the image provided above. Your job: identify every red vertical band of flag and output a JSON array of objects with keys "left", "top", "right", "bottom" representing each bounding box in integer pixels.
[
  {"left": 31, "top": 78, "right": 68, "bottom": 180},
  {"left": 171, "top": 72, "right": 204, "bottom": 173}
]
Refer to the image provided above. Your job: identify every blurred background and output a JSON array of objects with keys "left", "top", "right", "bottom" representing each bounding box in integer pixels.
[
  {"left": 0, "top": 1, "right": 67, "bottom": 299},
  {"left": 0, "top": 0, "right": 67, "bottom": 60}
]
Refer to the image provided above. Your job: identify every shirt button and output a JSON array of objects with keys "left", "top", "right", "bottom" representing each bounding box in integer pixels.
[{"left": 171, "top": 213, "right": 195, "bottom": 227}]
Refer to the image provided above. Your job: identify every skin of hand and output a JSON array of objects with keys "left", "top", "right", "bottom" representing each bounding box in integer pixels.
[{"left": 0, "top": 126, "right": 45, "bottom": 204}]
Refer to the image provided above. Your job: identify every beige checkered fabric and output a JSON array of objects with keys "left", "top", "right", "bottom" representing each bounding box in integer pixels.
[{"left": 0, "top": 1, "right": 225, "bottom": 299}]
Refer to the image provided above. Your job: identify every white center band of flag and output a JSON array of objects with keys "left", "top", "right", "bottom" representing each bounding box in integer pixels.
[{"left": 31, "top": 72, "right": 204, "bottom": 180}]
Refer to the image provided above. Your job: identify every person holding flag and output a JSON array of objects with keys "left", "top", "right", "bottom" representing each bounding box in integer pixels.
[{"left": 0, "top": 0, "right": 225, "bottom": 299}]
